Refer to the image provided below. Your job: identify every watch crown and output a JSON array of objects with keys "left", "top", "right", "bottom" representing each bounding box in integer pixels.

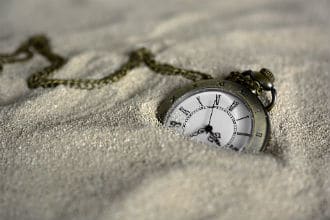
[{"left": 251, "top": 68, "right": 275, "bottom": 90}]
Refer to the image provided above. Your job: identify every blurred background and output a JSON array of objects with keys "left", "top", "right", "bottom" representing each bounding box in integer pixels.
[{"left": 0, "top": 0, "right": 329, "bottom": 220}]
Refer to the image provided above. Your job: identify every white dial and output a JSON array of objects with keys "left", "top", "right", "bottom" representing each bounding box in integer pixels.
[{"left": 165, "top": 89, "right": 254, "bottom": 151}]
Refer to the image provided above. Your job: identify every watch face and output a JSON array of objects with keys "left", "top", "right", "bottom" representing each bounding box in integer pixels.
[
  {"left": 158, "top": 80, "right": 270, "bottom": 153},
  {"left": 164, "top": 90, "right": 253, "bottom": 151}
]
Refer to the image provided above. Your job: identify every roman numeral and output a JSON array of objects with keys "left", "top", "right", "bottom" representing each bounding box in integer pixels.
[
  {"left": 228, "top": 100, "right": 239, "bottom": 111},
  {"left": 236, "top": 115, "right": 250, "bottom": 121},
  {"left": 256, "top": 132, "right": 263, "bottom": 137},
  {"left": 229, "top": 144, "right": 240, "bottom": 151},
  {"left": 179, "top": 107, "right": 190, "bottom": 116},
  {"left": 196, "top": 96, "right": 204, "bottom": 107},
  {"left": 237, "top": 132, "right": 252, "bottom": 137},
  {"left": 214, "top": 94, "right": 221, "bottom": 106}
]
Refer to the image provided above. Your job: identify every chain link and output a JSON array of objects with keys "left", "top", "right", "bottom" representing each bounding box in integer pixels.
[{"left": 0, "top": 35, "right": 213, "bottom": 90}]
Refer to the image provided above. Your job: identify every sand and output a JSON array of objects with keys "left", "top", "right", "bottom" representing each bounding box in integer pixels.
[{"left": 0, "top": 0, "right": 329, "bottom": 219}]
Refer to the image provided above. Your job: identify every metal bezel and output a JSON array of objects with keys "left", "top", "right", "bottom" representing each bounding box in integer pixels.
[{"left": 157, "top": 79, "right": 270, "bottom": 153}]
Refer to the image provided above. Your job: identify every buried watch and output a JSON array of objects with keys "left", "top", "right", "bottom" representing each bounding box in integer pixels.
[
  {"left": 157, "top": 69, "right": 277, "bottom": 153},
  {"left": 0, "top": 35, "right": 276, "bottom": 153}
]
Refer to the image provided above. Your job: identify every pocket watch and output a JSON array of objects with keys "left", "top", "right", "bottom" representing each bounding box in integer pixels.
[
  {"left": 157, "top": 69, "right": 276, "bottom": 153},
  {"left": 0, "top": 35, "right": 276, "bottom": 153}
]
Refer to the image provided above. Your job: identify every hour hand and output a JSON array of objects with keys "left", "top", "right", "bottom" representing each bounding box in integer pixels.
[
  {"left": 207, "top": 132, "right": 221, "bottom": 146},
  {"left": 190, "top": 127, "right": 206, "bottom": 137}
]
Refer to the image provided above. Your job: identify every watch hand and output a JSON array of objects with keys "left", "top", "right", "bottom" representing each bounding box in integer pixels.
[
  {"left": 213, "top": 134, "right": 221, "bottom": 146},
  {"left": 190, "top": 127, "right": 206, "bottom": 137},
  {"left": 207, "top": 131, "right": 221, "bottom": 146}
]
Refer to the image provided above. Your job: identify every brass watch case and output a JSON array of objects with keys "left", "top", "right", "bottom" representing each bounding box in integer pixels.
[{"left": 157, "top": 79, "right": 270, "bottom": 153}]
